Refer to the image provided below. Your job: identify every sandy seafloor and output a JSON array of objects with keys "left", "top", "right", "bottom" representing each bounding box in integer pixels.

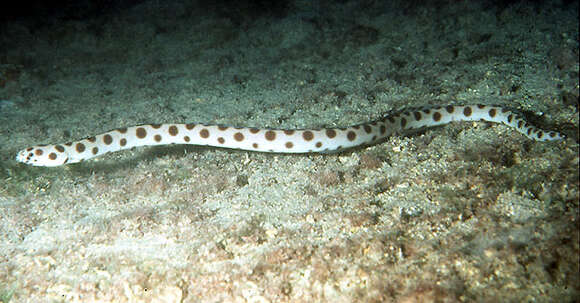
[{"left": 0, "top": 0, "right": 578, "bottom": 302}]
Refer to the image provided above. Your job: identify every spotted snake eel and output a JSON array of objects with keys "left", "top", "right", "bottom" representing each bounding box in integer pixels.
[{"left": 16, "top": 104, "right": 564, "bottom": 167}]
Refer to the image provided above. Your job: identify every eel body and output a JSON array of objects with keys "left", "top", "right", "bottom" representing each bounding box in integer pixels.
[{"left": 16, "top": 104, "right": 564, "bottom": 167}]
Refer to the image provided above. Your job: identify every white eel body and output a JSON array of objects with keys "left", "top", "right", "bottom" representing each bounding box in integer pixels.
[{"left": 16, "top": 104, "right": 564, "bottom": 167}]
